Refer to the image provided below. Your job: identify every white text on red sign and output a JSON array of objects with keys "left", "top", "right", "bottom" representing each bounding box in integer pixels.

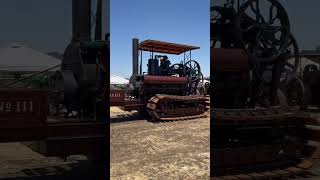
[{"left": 0, "top": 101, "right": 33, "bottom": 113}]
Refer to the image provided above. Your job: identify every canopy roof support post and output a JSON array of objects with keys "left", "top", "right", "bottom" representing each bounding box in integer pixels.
[{"left": 140, "top": 50, "right": 143, "bottom": 74}]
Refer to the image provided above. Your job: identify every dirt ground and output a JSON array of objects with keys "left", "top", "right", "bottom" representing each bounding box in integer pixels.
[
  {"left": 110, "top": 107, "right": 210, "bottom": 179},
  {"left": 2, "top": 108, "right": 320, "bottom": 179},
  {"left": 0, "top": 142, "right": 107, "bottom": 179}
]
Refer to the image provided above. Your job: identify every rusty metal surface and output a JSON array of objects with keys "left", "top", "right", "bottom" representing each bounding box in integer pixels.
[
  {"left": 110, "top": 89, "right": 126, "bottom": 106},
  {"left": 139, "top": 39, "right": 199, "bottom": 55},
  {"left": 211, "top": 106, "right": 320, "bottom": 179},
  {"left": 211, "top": 48, "right": 249, "bottom": 72},
  {"left": 213, "top": 107, "right": 307, "bottom": 125},
  {"left": 143, "top": 75, "right": 188, "bottom": 85},
  {"left": 147, "top": 94, "right": 209, "bottom": 121},
  {"left": 210, "top": 1, "right": 317, "bottom": 179},
  {"left": 0, "top": 88, "right": 107, "bottom": 155},
  {"left": 0, "top": 88, "right": 48, "bottom": 128}
]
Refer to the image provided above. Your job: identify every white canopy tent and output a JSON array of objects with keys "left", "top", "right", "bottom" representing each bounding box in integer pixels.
[
  {"left": 110, "top": 75, "right": 129, "bottom": 85},
  {"left": 0, "top": 43, "right": 61, "bottom": 72}
]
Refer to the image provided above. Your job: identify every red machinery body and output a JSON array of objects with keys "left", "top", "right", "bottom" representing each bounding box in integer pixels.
[
  {"left": 110, "top": 75, "right": 188, "bottom": 111},
  {"left": 211, "top": 48, "right": 250, "bottom": 108},
  {"left": 141, "top": 75, "right": 188, "bottom": 101},
  {"left": 110, "top": 90, "right": 126, "bottom": 106},
  {"left": 211, "top": 48, "right": 249, "bottom": 72},
  {"left": 143, "top": 75, "right": 188, "bottom": 85},
  {"left": 0, "top": 0, "right": 109, "bottom": 166},
  {"left": 0, "top": 88, "right": 47, "bottom": 129},
  {"left": 0, "top": 88, "right": 106, "bottom": 157}
]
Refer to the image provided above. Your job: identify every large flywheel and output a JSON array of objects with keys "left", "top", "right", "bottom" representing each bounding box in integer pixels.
[
  {"left": 184, "top": 60, "right": 202, "bottom": 95},
  {"left": 235, "top": 0, "right": 290, "bottom": 63}
]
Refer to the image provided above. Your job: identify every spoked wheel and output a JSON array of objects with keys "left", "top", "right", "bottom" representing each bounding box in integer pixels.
[
  {"left": 282, "top": 34, "right": 300, "bottom": 81},
  {"left": 260, "top": 34, "right": 299, "bottom": 86},
  {"left": 184, "top": 60, "right": 202, "bottom": 82},
  {"left": 184, "top": 60, "right": 202, "bottom": 95},
  {"left": 211, "top": 6, "right": 239, "bottom": 48},
  {"left": 210, "top": 6, "right": 226, "bottom": 26},
  {"left": 235, "top": 0, "right": 290, "bottom": 63}
]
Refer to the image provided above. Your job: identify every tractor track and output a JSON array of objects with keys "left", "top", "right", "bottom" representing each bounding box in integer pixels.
[
  {"left": 147, "top": 94, "right": 210, "bottom": 121},
  {"left": 212, "top": 107, "right": 320, "bottom": 180}
]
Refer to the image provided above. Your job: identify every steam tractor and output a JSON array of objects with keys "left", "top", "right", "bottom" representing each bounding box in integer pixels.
[
  {"left": 211, "top": 0, "right": 320, "bottom": 178},
  {"left": 0, "top": 0, "right": 108, "bottom": 175},
  {"left": 111, "top": 39, "right": 209, "bottom": 121}
]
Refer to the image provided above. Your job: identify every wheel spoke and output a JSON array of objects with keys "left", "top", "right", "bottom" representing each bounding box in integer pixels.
[
  {"left": 240, "top": 24, "right": 259, "bottom": 32},
  {"left": 236, "top": 0, "right": 290, "bottom": 62}
]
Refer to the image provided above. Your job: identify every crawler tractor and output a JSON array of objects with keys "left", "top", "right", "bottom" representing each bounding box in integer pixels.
[
  {"left": 211, "top": 0, "right": 320, "bottom": 179},
  {"left": 111, "top": 39, "right": 209, "bottom": 121}
]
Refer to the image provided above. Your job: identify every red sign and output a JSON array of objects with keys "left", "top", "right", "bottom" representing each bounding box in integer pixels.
[
  {"left": 110, "top": 90, "right": 125, "bottom": 106},
  {"left": 0, "top": 88, "right": 48, "bottom": 128}
]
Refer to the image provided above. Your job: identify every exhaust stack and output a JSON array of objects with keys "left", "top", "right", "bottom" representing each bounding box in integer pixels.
[
  {"left": 72, "top": 0, "right": 92, "bottom": 42},
  {"left": 94, "top": 0, "right": 102, "bottom": 41},
  {"left": 132, "top": 38, "right": 139, "bottom": 76}
]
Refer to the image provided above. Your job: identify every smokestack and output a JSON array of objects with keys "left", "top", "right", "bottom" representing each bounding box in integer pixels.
[
  {"left": 94, "top": 0, "right": 102, "bottom": 41},
  {"left": 132, "top": 38, "right": 139, "bottom": 76},
  {"left": 72, "top": 0, "right": 92, "bottom": 42}
]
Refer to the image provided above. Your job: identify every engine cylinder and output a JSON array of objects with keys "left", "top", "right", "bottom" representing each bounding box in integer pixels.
[
  {"left": 147, "top": 59, "right": 159, "bottom": 75},
  {"left": 211, "top": 48, "right": 249, "bottom": 72}
]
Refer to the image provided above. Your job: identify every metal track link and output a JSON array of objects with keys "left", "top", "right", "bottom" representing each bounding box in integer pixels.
[
  {"left": 211, "top": 166, "right": 313, "bottom": 180},
  {"left": 147, "top": 94, "right": 210, "bottom": 121},
  {"left": 212, "top": 107, "right": 320, "bottom": 179},
  {"left": 213, "top": 106, "right": 309, "bottom": 125}
]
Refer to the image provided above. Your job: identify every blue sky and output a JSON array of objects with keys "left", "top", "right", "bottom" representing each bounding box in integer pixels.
[
  {"left": 0, "top": 0, "right": 319, "bottom": 76},
  {"left": 110, "top": 0, "right": 210, "bottom": 78}
]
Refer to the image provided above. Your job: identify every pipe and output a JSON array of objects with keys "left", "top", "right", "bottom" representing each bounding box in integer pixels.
[
  {"left": 132, "top": 38, "right": 139, "bottom": 76},
  {"left": 94, "top": 0, "right": 102, "bottom": 41},
  {"left": 140, "top": 50, "right": 142, "bottom": 74},
  {"left": 72, "top": 0, "right": 92, "bottom": 42}
]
